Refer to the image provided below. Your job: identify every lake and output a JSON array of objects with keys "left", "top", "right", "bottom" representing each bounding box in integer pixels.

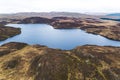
[{"left": 0, "top": 24, "right": 120, "bottom": 50}]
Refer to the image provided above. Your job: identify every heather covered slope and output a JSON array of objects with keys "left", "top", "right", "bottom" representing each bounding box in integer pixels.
[
  {"left": 0, "top": 25, "right": 21, "bottom": 41},
  {"left": 0, "top": 42, "right": 119, "bottom": 80}
]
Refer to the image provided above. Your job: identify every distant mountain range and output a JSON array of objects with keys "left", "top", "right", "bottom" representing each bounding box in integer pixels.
[
  {"left": 99, "top": 13, "right": 120, "bottom": 19},
  {"left": 0, "top": 12, "right": 120, "bottom": 20},
  {"left": 107, "top": 13, "right": 120, "bottom": 16},
  {"left": 0, "top": 12, "right": 98, "bottom": 19}
]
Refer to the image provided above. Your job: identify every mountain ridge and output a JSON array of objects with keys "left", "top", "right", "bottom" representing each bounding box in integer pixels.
[{"left": 107, "top": 13, "right": 120, "bottom": 16}]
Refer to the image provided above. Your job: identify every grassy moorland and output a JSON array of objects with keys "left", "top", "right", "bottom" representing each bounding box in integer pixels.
[
  {"left": 0, "top": 24, "right": 21, "bottom": 41},
  {"left": 0, "top": 42, "right": 119, "bottom": 80}
]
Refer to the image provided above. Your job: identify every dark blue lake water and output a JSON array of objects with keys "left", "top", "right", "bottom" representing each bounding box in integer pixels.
[{"left": 0, "top": 24, "right": 120, "bottom": 50}]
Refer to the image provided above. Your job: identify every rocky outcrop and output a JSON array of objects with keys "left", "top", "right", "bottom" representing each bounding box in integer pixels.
[
  {"left": 0, "top": 25, "right": 21, "bottom": 41},
  {"left": 0, "top": 42, "right": 120, "bottom": 80}
]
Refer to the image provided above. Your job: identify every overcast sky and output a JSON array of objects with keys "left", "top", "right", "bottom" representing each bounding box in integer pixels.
[{"left": 0, "top": 0, "right": 120, "bottom": 13}]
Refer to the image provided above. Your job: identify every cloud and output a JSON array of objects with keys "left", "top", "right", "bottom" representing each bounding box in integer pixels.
[{"left": 0, "top": 0, "right": 120, "bottom": 13}]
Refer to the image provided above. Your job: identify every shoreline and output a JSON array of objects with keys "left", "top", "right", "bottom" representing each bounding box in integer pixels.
[{"left": 0, "top": 25, "right": 21, "bottom": 41}]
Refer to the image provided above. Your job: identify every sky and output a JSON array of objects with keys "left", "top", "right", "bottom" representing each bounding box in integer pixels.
[{"left": 0, "top": 0, "right": 120, "bottom": 13}]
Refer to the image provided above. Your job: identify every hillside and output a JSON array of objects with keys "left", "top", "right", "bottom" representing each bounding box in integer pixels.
[
  {"left": 0, "top": 25, "right": 21, "bottom": 41},
  {"left": 0, "top": 42, "right": 120, "bottom": 80}
]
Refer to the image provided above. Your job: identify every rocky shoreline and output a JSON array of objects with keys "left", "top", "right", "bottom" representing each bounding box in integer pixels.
[
  {"left": 0, "top": 24, "right": 21, "bottom": 41},
  {"left": 0, "top": 42, "right": 120, "bottom": 80}
]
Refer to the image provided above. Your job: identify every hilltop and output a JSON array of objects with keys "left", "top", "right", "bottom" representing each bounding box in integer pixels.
[{"left": 0, "top": 42, "right": 119, "bottom": 80}]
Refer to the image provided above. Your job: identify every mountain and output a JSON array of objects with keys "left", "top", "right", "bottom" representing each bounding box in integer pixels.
[
  {"left": 0, "top": 12, "right": 96, "bottom": 19},
  {"left": 107, "top": 13, "right": 120, "bottom": 16}
]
